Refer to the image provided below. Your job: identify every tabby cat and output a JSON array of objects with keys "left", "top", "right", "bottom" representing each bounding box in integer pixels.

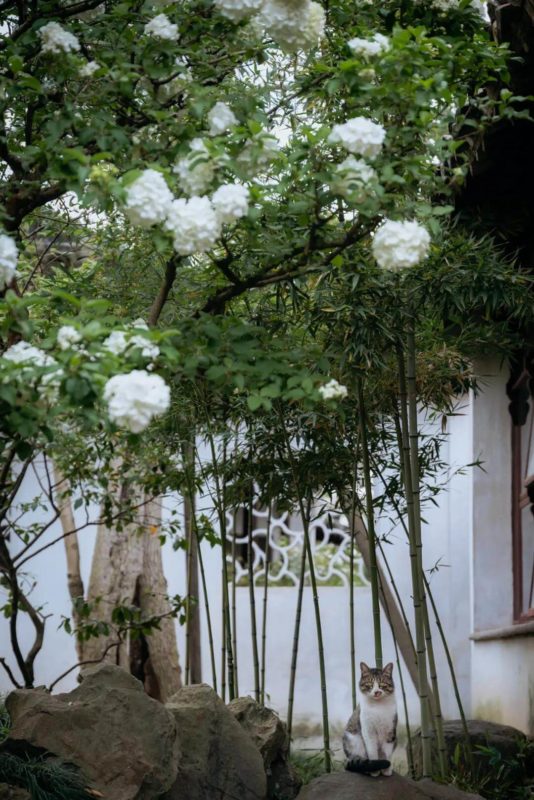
[{"left": 343, "top": 661, "right": 397, "bottom": 777}]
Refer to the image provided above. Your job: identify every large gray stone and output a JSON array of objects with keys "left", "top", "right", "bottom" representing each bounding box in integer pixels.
[
  {"left": 412, "top": 719, "right": 533, "bottom": 778},
  {"left": 0, "top": 785, "right": 30, "bottom": 800},
  {"left": 5, "top": 664, "right": 180, "bottom": 800},
  {"left": 163, "top": 684, "right": 267, "bottom": 800},
  {"left": 228, "top": 696, "right": 301, "bottom": 799},
  {"left": 296, "top": 772, "right": 483, "bottom": 800}
]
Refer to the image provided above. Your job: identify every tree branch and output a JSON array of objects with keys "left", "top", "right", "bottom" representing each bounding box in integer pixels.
[{"left": 148, "top": 257, "right": 179, "bottom": 326}]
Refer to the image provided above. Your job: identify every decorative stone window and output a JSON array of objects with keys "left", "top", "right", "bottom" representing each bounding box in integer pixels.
[
  {"left": 225, "top": 504, "right": 369, "bottom": 588},
  {"left": 507, "top": 358, "right": 534, "bottom": 622}
]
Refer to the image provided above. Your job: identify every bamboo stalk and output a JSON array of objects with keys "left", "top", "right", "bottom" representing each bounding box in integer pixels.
[
  {"left": 375, "top": 546, "right": 415, "bottom": 779},
  {"left": 260, "top": 503, "right": 272, "bottom": 706},
  {"left": 286, "top": 512, "right": 308, "bottom": 750},
  {"left": 281, "top": 419, "right": 331, "bottom": 772},
  {"left": 356, "top": 378, "right": 383, "bottom": 668},
  {"left": 247, "top": 482, "right": 260, "bottom": 702},
  {"left": 196, "top": 522, "right": 217, "bottom": 692},
  {"left": 206, "top": 429, "right": 235, "bottom": 700},
  {"left": 396, "top": 342, "right": 432, "bottom": 778},
  {"left": 349, "top": 438, "right": 360, "bottom": 710},
  {"left": 423, "top": 596, "right": 447, "bottom": 778},
  {"left": 425, "top": 575, "right": 474, "bottom": 772},
  {"left": 231, "top": 513, "right": 239, "bottom": 698},
  {"left": 406, "top": 324, "right": 447, "bottom": 779}
]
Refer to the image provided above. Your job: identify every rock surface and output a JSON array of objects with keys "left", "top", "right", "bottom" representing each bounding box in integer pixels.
[
  {"left": 229, "top": 696, "right": 302, "bottom": 799},
  {"left": 297, "top": 772, "right": 483, "bottom": 799},
  {"left": 412, "top": 719, "right": 533, "bottom": 778},
  {"left": 163, "top": 684, "right": 267, "bottom": 800},
  {"left": 0, "top": 786, "right": 30, "bottom": 800},
  {"left": 5, "top": 664, "right": 180, "bottom": 800}
]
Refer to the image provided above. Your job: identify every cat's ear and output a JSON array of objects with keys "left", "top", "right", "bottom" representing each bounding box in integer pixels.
[
  {"left": 360, "top": 661, "right": 370, "bottom": 674},
  {"left": 383, "top": 662, "right": 394, "bottom": 675}
]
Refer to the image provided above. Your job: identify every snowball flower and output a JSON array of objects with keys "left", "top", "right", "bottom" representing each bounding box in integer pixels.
[
  {"left": 212, "top": 183, "right": 249, "bottom": 223},
  {"left": 103, "top": 370, "right": 170, "bottom": 433},
  {"left": 238, "top": 130, "right": 280, "bottom": 171},
  {"left": 173, "top": 139, "right": 215, "bottom": 196},
  {"left": 57, "top": 325, "right": 82, "bottom": 350},
  {"left": 259, "top": 0, "right": 325, "bottom": 52},
  {"left": 372, "top": 219, "right": 431, "bottom": 271},
  {"left": 80, "top": 61, "right": 100, "bottom": 78},
  {"left": 213, "top": 0, "right": 264, "bottom": 22},
  {"left": 348, "top": 33, "right": 390, "bottom": 57},
  {"left": 39, "top": 22, "right": 81, "bottom": 54},
  {"left": 3, "top": 341, "right": 54, "bottom": 368},
  {"left": 0, "top": 234, "right": 18, "bottom": 290},
  {"left": 208, "top": 102, "right": 238, "bottom": 136},
  {"left": 331, "top": 156, "right": 377, "bottom": 201},
  {"left": 103, "top": 330, "right": 128, "bottom": 355},
  {"left": 144, "top": 13, "right": 178, "bottom": 40},
  {"left": 3, "top": 341, "right": 61, "bottom": 397},
  {"left": 124, "top": 169, "right": 174, "bottom": 227},
  {"left": 130, "top": 334, "right": 160, "bottom": 360},
  {"left": 328, "top": 117, "right": 386, "bottom": 159},
  {"left": 164, "top": 196, "right": 221, "bottom": 255},
  {"left": 319, "top": 379, "right": 348, "bottom": 400}
]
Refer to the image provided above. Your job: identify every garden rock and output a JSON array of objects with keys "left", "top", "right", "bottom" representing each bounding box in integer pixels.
[
  {"left": 163, "top": 684, "right": 267, "bottom": 800},
  {"left": 0, "top": 786, "right": 30, "bottom": 800},
  {"left": 296, "top": 771, "right": 483, "bottom": 799},
  {"left": 4, "top": 664, "right": 180, "bottom": 800},
  {"left": 228, "top": 696, "right": 302, "bottom": 799},
  {"left": 412, "top": 719, "right": 534, "bottom": 778}
]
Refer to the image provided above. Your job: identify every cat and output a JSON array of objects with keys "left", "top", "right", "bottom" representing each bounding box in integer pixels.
[{"left": 343, "top": 661, "right": 397, "bottom": 777}]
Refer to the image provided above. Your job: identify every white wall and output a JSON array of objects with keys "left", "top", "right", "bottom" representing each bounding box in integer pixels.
[
  {"left": 470, "top": 357, "right": 534, "bottom": 735},
  {"left": 0, "top": 410, "right": 484, "bottom": 740}
]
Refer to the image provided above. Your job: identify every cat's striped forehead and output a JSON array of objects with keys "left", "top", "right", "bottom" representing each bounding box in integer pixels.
[{"left": 359, "top": 663, "right": 395, "bottom": 693}]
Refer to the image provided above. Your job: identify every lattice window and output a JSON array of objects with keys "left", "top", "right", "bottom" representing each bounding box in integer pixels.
[
  {"left": 508, "top": 361, "right": 534, "bottom": 622},
  {"left": 225, "top": 505, "right": 370, "bottom": 588}
]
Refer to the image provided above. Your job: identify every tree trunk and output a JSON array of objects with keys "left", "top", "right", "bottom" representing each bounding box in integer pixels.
[
  {"left": 52, "top": 465, "right": 85, "bottom": 661},
  {"left": 54, "top": 473, "right": 182, "bottom": 699}
]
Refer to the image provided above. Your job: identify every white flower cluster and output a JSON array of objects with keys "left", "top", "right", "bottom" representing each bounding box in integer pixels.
[
  {"left": 372, "top": 219, "right": 430, "bottom": 271},
  {"left": 39, "top": 22, "right": 80, "bottom": 54},
  {"left": 0, "top": 234, "right": 18, "bottom": 290},
  {"left": 328, "top": 117, "right": 386, "bottom": 159},
  {"left": 417, "top": 0, "right": 488, "bottom": 17},
  {"left": 103, "top": 370, "right": 171, "bottom": 433},
  {"left": 57, "top": 325, "right": 82, "bottom": 350},
  {"left": 208, "top": 102, "right": 238, "bottom": 136},
  {"left": 347, "top": 32, "right": 390, "bottom": 58},
  {"left": 164, "top": 196, "right": 222, "bottom": 255},
  {"left": 238, "top": 130, "right": 280, "bottom": 171},
  {"left": 212, "top": 183, "right": 250, "bottom": 223},
  {"left": 173, "top": 139, "right": 215, "bottom": 196},
  {"left": 331, "top": 156, "right": 377, "bottom": 202},
  {"left": 2, "top": 341, "right": 61, "bottom": 398},
  {"left": 319, "top": 379, "right": 348, "bottom": 400},
  {"left": 103, "top": 322, "right": 160, "bottom": 361},
  {"left": 80, "top": 61, "right": 100, "bottom": 78},
  {"left": 144, "top": 13, "right": 179, "bottom": 40},
  {"left": 124, "top": 169, "right": 174, "bottom": 227},
  {"left": 212, "top": 0, "right": 325, "bottom": 52},
  {"left": 213, "top": 0, "right": 263, "bottom": 22},
  {"left": 104, "top": 330, "right": 128, "bottom": 355},
  {"left": 258, "top": 0, "right": 325, "bottom": 53}
]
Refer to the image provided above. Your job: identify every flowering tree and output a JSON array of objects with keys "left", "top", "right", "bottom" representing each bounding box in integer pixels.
[{"left": 1, "top": 0, "right": 533, "bottom": 781}]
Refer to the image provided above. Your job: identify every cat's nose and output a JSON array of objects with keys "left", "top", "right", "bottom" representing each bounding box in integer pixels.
[{"left": 373, "top": 690, "right": 382, "bottom": 697}]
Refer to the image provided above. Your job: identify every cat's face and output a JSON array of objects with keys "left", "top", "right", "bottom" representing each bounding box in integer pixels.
[{"left": 359, "top": 662, "right": 394, "bottom": 701}]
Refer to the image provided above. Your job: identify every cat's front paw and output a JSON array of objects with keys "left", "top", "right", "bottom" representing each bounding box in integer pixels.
[
  {"left": 381, "top": 766, "right": 393, "bottom": 776},
  {"left": 370, "top": 771, "right": 381, "bottom": 777}
]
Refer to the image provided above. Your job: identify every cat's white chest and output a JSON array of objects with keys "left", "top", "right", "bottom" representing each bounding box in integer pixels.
[{"left": 361, "top": 698, "right": 396, "bottom": 736}]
